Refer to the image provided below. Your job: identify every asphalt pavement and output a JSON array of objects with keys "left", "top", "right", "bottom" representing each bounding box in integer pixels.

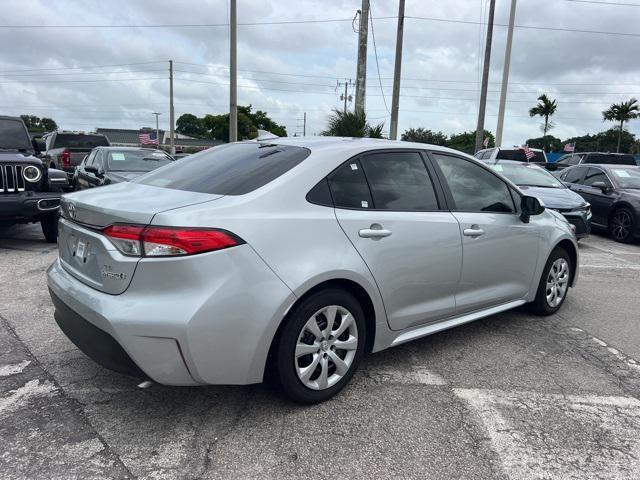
[{"left": 1, "top": 223, "right": 640, "bottom": 480}]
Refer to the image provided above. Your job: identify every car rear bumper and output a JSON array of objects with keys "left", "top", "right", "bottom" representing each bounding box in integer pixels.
[
  {"left": 0, "top": 191, "right": 62, "bottom": 221},
  {"left": 46, "top": 244, "right": 296, "bottom": 386}
]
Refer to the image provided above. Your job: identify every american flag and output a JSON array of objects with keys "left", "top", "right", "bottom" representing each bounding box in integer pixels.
[
  {"left": 483, "top": 137, "right": 489, "bottom": 148},
  {"left": 522, "top": 146, "right": 536, "bottom": 160},
  {"left": 138, "top": 130, "right": 158, "bottom": 145},
  {"left": 564, "top": 142, "right": 576, "bottom": 153}
]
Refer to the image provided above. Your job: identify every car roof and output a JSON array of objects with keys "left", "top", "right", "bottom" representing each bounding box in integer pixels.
[
  {"left": 481, "top": 159, "right": 543, "bottom": 167},
  {"left": 263, "top": 136, "right": 467, "bottom": 156},
  {"left": 0, "top": 115, "right": 24, "bottom": 122},
  {"left": 97, "top": 146, "right": 165, "bottom": 151}
]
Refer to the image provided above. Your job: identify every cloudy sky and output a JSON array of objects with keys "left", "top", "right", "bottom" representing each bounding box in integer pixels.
[{"left": 2, "top": 0, "right": 640, "bottom": 146}]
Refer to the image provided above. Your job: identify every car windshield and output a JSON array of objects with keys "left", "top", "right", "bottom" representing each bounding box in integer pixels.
[
  {"left": 0, "top": 119, "right": 32, "bottom": 150},
  {"left": 488, "top": 162, "right": 564, "bottom": 188},
  {"left": 496, "top": 149, "right": 546, "bottom": 163},
  {"left": 53, "top": 134, "right": 109, "bottom": 149},
  {"left": 609, "top": 167, "right": 640, "bottom": 189},
  {"left": 107, "top": 150, "right": 173, "bottom": 172}
]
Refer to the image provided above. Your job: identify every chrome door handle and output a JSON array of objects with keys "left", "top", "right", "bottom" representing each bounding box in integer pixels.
[
  {"left": 463, "top": 227, "right": 485, "bottom": 237},
  {"left": 359, "top": 228, "right": 392, "bottom": 239}
]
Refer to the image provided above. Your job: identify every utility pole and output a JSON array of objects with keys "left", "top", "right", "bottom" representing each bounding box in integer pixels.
[
  {"left": 229, "top": 0, "right": 238, "bottom": 142},
  {"left": 303, "top": 112, "right": 306, "bottom": 136},
  {"left": 389, "top": 0, "right": 405, "bottom": 140},
  {"left": 169, "top": 60, "right": 175, "bottom": 154},
  {"left": 474, "top": 0, "right": 496, "bottom": 153},
  {"left": 354, "top": 0, "right": 369, "bottom": 115},
  {"left": 495, "top": 0, "right": 517, "bottom": 148},
  {"left": 337, "top": 80, "right": 353, "bottom": 113},
  {"left": 152, "top": 112, "right": 161, "bottom": 148}
]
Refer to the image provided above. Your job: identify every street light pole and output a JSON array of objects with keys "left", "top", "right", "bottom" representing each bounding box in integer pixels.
[
  {"left": 354, "top": 0, "right": 369, "bottom": 115},
  {"left": 229, "top": 0, "right": 238, "bottom": 142},
  {"left": 495, "top": 0, "right": 517, "bottom": 148},
  {"left": 474, "top": 0, "right": 496, "bottom": 153},
  {"left": 389, "top": 0, "right": 405, "bottom": 140}
]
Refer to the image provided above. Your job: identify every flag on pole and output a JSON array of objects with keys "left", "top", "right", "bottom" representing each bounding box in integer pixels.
[
  {"left": 563, "top": 142, "right": 575, "bottom": 153},
  {"left": 138, "top": 131, "right": 158, "bottom": 145},
  {"left": 522, "top": 145, "right": 535, "bottom": 160},
  {"left": 483, "top": 137, "right": 489, "bottom": 148}
]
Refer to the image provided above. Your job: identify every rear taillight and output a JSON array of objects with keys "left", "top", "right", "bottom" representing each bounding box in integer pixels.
[
  {"left": 103, "top": 224, "right": 243, "bottom": 257},
  {"left": 60, "top": 150, "right": 71, "bottom": 167}
]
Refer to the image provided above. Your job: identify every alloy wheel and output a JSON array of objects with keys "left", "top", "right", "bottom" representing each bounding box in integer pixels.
[
  {"left": 294, "top": 305, "right": 358, "bottom": 391},
  {"left": 611, "top": 209, "right": 632, "bottom": 241},
  {"left": 546, "top": 258, "right": 570, "bottom": 308}
]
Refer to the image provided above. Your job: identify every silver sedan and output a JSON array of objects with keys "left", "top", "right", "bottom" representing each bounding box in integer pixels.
[{"left": 47, "top": 137, "right": 578, "bottom": 403}]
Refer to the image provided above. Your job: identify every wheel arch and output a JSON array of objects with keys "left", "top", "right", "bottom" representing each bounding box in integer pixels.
[
  {"left": 265, "top": 278, "right": 378, "bottom": 378},
  {"left": 608, "top": 201, "right": 636, "bottom": 223},
  {"left": 553, "top": 238, "right": 578, "bottom": 287}
]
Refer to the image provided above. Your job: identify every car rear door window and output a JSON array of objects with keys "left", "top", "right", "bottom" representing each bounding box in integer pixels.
[
  {"left": 432, "top": 154, "right": 515, "bottom": 213},
  {"left": 138, "top": 143, "right": 310, "bottom": 195},
  {"left": 359, "top": 151, "right": 439, "bottom": 211},
  {"left": 328, "top": 159, "right": 373, "bottom": 209},
  {"left": 563, "top": 166, "right": 587, "bottom": 184},
  {"left": 584, "top": 168, "right": 612, "bottom": 188}
]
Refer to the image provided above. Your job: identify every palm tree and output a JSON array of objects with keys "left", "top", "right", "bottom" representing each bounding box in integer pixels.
[
  {"left": 602, "top": 98, "right": 639, "bottom": 153},
  {"left": 529, "top": 94, "right": 558, "bottom": 151},
  {"left": 322, "top": 109, "right": 384, "bottom": 138}
]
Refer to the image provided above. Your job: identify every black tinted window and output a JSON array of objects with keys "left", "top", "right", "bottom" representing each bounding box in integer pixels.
[
  {"left": 563, "top": 167, "right": 587, "bottom": 184},
  {"left": 328, "top": 159, "right": 373, "bottom": 209},
  {"left": 496, "top": 149, "right": 545, "bottom": 163},
  {"left": 359, "top": 151, "right": 439, "bottom": 211},
  {"left": 584, "top": 168, "right": 612, "bottom": 187},
  {"left": 586, "top": 153, "right": 635, "bottom": 165},
  {"left": 53, "top": 134, "right": 110, "bottom": 149},
  {"left": 433, "top": 154, "right": 515, "bottom": 213},
  {"left": 138, "top": 143, "right": 310, "bottom": 195},
  {"left": 0, "top": 119, "right": 31, "bottom": 150}
]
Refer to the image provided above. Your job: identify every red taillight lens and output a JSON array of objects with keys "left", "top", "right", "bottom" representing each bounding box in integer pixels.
[
  {"left": 60, "top": 150, "right": 71, "bottom": 167},
  {"left": 102, "top": 224, "right": 243, "bottom": 257}
]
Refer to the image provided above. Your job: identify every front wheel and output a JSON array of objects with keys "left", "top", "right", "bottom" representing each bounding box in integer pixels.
[
  {"left": 276, "top": 289, "right": 366, "bottom": 404},
  {"left": 41, "top": 213, "right": 59, "bottom": 243},
  {"left": 529, "top": 247, "right": 572, "bottom": 316},
  {"left": 609, "top": 207, "right": 635, "bottom": 243}
]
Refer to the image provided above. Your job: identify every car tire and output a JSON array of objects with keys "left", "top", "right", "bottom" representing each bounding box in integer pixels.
[
  {"left": 275, "top": 289, "right": 366, "bottom": 404},
  {"left": 608, "top": 207, "right": 635, "bottom": 243},
  {"left": 529, "top": 247, "right": 572, "bottom": 316},
  {"left": 41, "top": 213, "right": 59, "bottom": 243}
]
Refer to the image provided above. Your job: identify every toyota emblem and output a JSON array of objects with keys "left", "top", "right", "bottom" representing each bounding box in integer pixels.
[{"left": 67, "top": 202, "right": 76, "bottom": 219}]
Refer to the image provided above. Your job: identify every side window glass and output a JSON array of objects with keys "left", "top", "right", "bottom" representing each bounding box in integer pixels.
[
  {"left": 359, "top": 151, "right": 439, "bottom": 211},
  {"left": 584, "top": 168, "right": 612, "bottom": 188},
  {"left": 432, "top": 154, "right": 515, "bottom": 213},
  {"left": 564, "top": 167, "right": 586, "bottom": 184},
  {"left": 328, "top": 159, "right": 373, "bottom": 209},
  {"left": 84, "top": 151, "right": 96, "bottom": 166},
  {"left": 94, "top": 151, "right": 104, "bottom": 171}
]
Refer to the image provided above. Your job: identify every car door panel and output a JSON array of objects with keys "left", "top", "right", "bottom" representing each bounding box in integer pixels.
[
  {"left": 328, "top": 151, "right": 462, "bottom": 331},
  {"left": 580, "top": 167, "right": 615, "bottom": 226},
  {"left": 431, "top": 152, "right": 540, "bottom": 313}
]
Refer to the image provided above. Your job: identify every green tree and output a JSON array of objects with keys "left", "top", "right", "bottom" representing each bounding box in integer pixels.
[
  {"left": 602, "top": 98, "right": 639, "bottom": 153},
  {"left": 176, "top": 113, "right": 207, "bottom": 137},
  {"left": 562, "top": 129, "right": 637, "bottom": 153},
  {"left": 322, "top": 109, "right": 384, "bottom": 138},
  {"left": 20, "top": 115, "right": 58, "bottom": 132},
  {"left": 529, "top": 94, "right": 558, "bottom": 150},
  {"left": 401, "top": 128, "right": 448, "bottom": 146},
  {"left": 525, "top": 135, "right": 562, "bottom": 152},
  {"left": 447, "top": 130, "right": 495, "bottom": 154}
]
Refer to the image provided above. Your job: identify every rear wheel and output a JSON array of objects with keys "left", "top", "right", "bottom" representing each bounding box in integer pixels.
[
  {"left": 276, "top": 289, "right": 366, "bottom": 404},
  {"left": 41, "top": 213, "right": 58, "bottom": 243},
  {"left": 609, "top": 207, "right": 635, "bottom": 243},
  {"left": 529, "top": 247, "right": 572, "bottom": 316}
]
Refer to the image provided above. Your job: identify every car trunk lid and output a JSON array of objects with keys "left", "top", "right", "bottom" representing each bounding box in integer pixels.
[{"left": 58, "top": 183, "right": 221, "bottom": 294}]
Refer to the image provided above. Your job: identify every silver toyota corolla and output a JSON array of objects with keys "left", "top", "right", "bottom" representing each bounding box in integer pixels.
[{"left": 47, "top": 138, "right": 578, "bottom": 403}]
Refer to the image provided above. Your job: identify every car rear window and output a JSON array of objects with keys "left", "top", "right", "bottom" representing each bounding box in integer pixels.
[
  {"left": 496, "top": 149, "right": 546, "bottom": 163},
  {"left": 586, "top": 154, "right": 635, "bottom": 165},
  {"left": 137, "top": 142, "right": 310, "bottom": 195},
  {"left": 53, "top": 134, "right": 110, "bottom": 149}
]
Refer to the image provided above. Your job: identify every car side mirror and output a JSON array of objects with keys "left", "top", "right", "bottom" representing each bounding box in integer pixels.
[
  {"left": 590, "top": 181, "right": 611, "bottom": 193},
  {"left": 84, "top": 165, "right": 103, "bottom": 177},
  {"left": 32, "top": 138, "right": 46, "bottom": 154},
  {"left": 520, "top": 195, "right": 545, "bottom": 223}
]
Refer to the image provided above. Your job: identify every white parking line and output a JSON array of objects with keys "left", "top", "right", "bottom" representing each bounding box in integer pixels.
[
  {"left": 0, "top": 360, "right": 30, "bottom": 377},
  {"left": 0, "top": 379, "right": 57, "bottom": 415},
  {"left": 580, "top": 264, "right": 640, "bottom": 270},
  {"left": 455, "top": 388, "right": 640, "bottom": 479}
]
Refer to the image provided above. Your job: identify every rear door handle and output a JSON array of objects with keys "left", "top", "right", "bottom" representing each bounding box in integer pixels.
[
  {"left": 359, "top": 226, "right": 392, "bottom": 239},
  {"left": 463, "top": 226, "right": 485, "bottom": 237}
]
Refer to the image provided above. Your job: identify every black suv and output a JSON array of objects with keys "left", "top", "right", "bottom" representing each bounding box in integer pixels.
[
  {"left": 0, "top": 116, "right": 68, "bottom": 242},
  {"left": 551, "top": 152, "right": 637, "bottom": 172}
]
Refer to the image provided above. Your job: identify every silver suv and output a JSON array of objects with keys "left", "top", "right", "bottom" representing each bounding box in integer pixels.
[{"left": 47, "top": 138, "right": 578, "bottom": 403}]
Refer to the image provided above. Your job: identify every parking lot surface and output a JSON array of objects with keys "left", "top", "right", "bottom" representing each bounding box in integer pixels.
[{"left": 1, "top": 224, "right": 640, "bottom": 479}]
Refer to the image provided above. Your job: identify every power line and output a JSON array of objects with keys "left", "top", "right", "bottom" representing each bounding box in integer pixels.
[
  {"left": 0, "top": 68, "right": 167, "bottom": 77},
  {"left": 566, "top": 0, "right": 640, "bottom": 6},
  {"left": 0, "top": 77, "right": 167, "bottom": 84},
  {"left": 0, "top": 61, "right": 166, "bottom": 74},
  {"left": 368, "top": 1, "right": 390, "bottom": 114}
]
